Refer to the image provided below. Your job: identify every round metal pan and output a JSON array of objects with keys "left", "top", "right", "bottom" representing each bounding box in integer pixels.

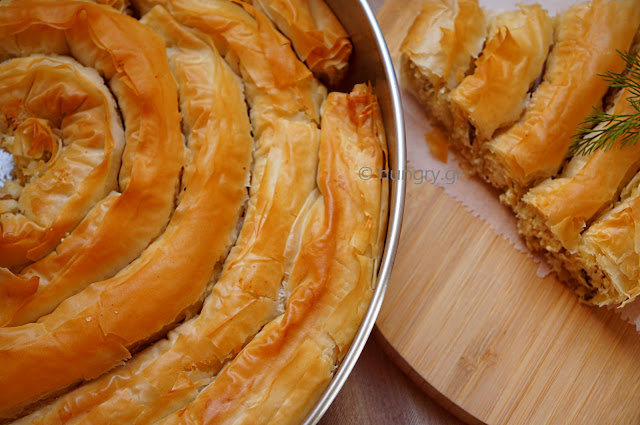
[{"left": 302, "top": 1, "right": 406, "bottom": 423}]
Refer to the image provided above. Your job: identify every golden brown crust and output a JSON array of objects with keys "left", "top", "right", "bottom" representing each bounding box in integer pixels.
[
  {"left": 11, "top": 4, "right": 324, "bottom": 421},
  {"left": 401, "top": 0, "right": 486, "bottom": 91},
  {"left": 438, "top": 4, "right": 554, "bottom": 174},
  {"left": 0, "top": 0, "right": 186, "bottom": 331},
  {"left": 248, "top": 0, "right": 352, "bottom": 86},
  {"left": 159, "top": 84, "right": 386, "bottom": 425},
  {"left": 520, "top": 88, "right": 640, "bottom": 254},
  {"left": 450, "top": 4, "right": 553, "bottom": 143},
  {"left": 0, "top": 54, "right": 126, "bottom": 324},
  {"left": 400, "top": 0, "right": 486, "bottom": 134},
  {"left": 133, "top": 0, "right": 327, "bottom": 133},
  {"left": 1, "top": 0, "right": 388, "bottom": 422},
  {"left": 487, "top": 0, "right": 640, "bottom": 191},
  {"left": 403, "top": 0, "right": 640, "bottom": 308},
  {"left": 579, "top": 190, "right": 640, "bottom": 305},
  {"left": 0, "top": 0, "right": 252, "bottom": 418},
  {"left": 0, "top": 55, "right": 125, "bottom": 270}
]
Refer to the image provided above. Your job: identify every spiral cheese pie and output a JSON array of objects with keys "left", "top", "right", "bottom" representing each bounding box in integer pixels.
[
  {"left": 0, "top": 0, "right": 388, "bottom": 423},
  {"left": 403, "top": 0, "right": 640, "bottom": 306}
]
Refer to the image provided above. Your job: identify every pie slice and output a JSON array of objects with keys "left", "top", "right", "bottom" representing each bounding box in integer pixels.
[{"left": 403, "top": 0, "right": 640, "bottom": 306}]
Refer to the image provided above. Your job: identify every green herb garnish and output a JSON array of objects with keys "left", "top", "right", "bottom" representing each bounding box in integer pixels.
[{"left": 569, "top": 50, "right": 640, "bottom": 156}]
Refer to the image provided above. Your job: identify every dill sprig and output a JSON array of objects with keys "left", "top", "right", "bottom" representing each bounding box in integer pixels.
[{"left": 570, "top": 50, "right": 640, "bottom": 156}]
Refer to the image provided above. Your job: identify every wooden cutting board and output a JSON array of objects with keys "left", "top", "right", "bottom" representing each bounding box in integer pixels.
[{"left": 374, "top": 1, "right": 640, "bottom": 424}]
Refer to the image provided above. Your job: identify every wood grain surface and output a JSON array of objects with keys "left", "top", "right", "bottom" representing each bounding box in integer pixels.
[{"left": 375, "top": 0, "right": 640, "bottom": 424}]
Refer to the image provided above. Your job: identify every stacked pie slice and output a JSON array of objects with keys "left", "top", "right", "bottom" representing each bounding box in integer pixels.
[
  {"left": 402, "top": 0, "right": 640, "bottom": 306},
  {"left": 0, "top": 0, "right": 388, "bottom": 423}
]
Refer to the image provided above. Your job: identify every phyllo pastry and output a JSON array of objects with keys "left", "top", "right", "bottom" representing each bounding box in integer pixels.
[
  {"left": 403, "top": 0, "right": 640, "bottom": 307},
  {"left": 0, "top": 0, "right": 253, "bottom": 416},
  {"left": 578, "top": 177, "right": 640, "bottom": 305},
  {"left": 0, "top": 0, "right": 389, "bottom": 423},
  {"left": 401, "top": 0, "right": 486, "bottom": 130},
  {"left": 405, "top": 0, "right": 640, "bottom": 193},
  {"left": 517, "top": 84, "right": 640, "bottom": 305},
  {"left": 248, "top": 0, "right": 352, "bottom": 86},
  {"left": 0, "top": 55, "right": 125, "bottom": 270},
  {"left": 518, "top": 85, "right": 640, "bottom": 254},
  {"left": 449, "top": 4, "right": 553, "bottom": 164},
  {"left": 486, "top": 0, "right": 640, "bottom": 198}
]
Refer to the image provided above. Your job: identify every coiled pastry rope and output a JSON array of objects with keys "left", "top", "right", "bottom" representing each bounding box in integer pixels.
[
  {"left": 0, "top": 54, "right": 125, "bottom": 319},
  {"left": 0, "top": 54, "right": 125, "bottom": 270},
  {"left": 158, "top": 85, "right": 388, "bottom": 425},
  {"left": 14, "top": 83, "right": 385, "bottom": 425},
  {"left": 0, "top": 0, "right": 187, "bottom": 330},
  {"left": 9, "top": 4, "right": 322, "bottom": 419},
  {"left": 0, "top": 0, "right": 387, "bottom": 423},
  {"left": 0, "top": 0, "right": 252, "bottom": 417}
]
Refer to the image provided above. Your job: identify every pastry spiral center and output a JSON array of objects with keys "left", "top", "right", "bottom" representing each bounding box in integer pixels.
[
  {"left": 1, "top": 117, "right": 62, "bottom": 186},
  {"left": 0, "top": 54, "right": 125, "bottom": 230}
]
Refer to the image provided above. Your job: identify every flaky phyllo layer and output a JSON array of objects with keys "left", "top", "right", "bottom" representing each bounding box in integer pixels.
[
  {"left": 402, "top": 0, "right": 640, "bottom": 306},
  {"left": 0, "top": 1, "right": 388, "bottom": 423}
]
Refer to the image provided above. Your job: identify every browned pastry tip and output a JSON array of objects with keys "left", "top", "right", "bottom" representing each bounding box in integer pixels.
[{"left": 247, "top": 0, "right": 352, "bottom": 86}]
